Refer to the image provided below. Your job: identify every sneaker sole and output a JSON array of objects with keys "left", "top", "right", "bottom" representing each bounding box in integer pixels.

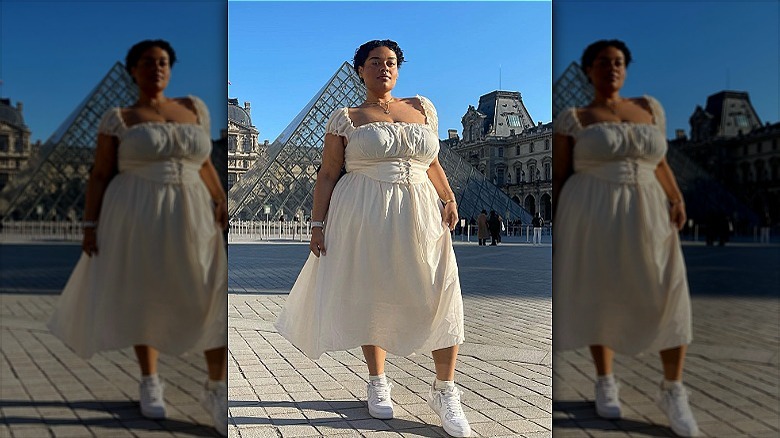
[{"left": 367, "top": 406, "right": 393, "bottom": 419}]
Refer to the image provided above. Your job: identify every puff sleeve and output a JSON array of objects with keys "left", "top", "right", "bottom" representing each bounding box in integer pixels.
[
  {"left": 417, "top": 95, "right": 439, "bottom": 135},
  {"left": 189, "top": 95, "right": 211, "bottom": 134},
  {"left": 553, "top": 107, "right": 579, "bottom": 137},
  {"left": 324, "top": 107, "right": 352, "bottom": 138},
  {"left": 97, "top": 108, "right": 123, "bottom": 137}
]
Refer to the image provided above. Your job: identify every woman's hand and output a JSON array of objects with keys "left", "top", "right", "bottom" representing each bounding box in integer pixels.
[
  {"left": 310, "top": 227, "right": 326, "bottom": 257},
  {"left": 214, "top": 199, "right": 228, "bottom": 230},
  {"left": 82, "top": 228, "right": 98, "bottom": 256},
  {"left": 670, "top": 200, "right": 686, "bottom": 231},
  {"left": 442, "top": 201, "right": 458, "bottom": 231}
]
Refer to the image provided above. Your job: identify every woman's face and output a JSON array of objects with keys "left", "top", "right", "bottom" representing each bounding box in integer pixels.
[
  {"left": 585, "top": 46, "right": 626, "bottom": 93},
  {"left": 358, "top": 46, "right": 398, "bottom": 93},
  {"left": 130, "top": 46, "right": 171, "bottom": 93}
]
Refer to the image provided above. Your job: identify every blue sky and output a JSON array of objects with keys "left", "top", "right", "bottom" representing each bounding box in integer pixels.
[
  {"left": 228, "top": 1, "right": 553, "bottom": 142},
  {"left": 0, "top": 1, "right": 227, "bottom": 142},
  {"left": 553, "top": 0, "right": 779, "bottom": 138}
]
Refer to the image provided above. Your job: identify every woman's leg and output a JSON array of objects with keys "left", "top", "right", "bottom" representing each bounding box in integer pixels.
[
  {"left": 134, "top": 345, "right": 159, "bottom": 375},
  {"left": 590, "top": 345, "right": 614, "bottom": 376},
  {"left": 432, "top": 345, "right": 458, "bottom": 381},
  {"left": 205, "top": 347, "right": 227, "bottom": 381},
  {"left": 590, "top": 345, "right": 620, "bottom": 419},
  {"left": 362, "top": 345, "right": 386, "bottom": 376},
  {"left": 659, "top": 345, "right": 686, "bottom": 380}
]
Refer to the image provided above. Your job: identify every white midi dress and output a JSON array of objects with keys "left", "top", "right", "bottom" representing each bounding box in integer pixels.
[
  {"left": 553, "top": 96, "right": 692, "bottom": 355},
  {"left": 48, "top": 96, "right": 227, "bottom": 359},
  {"left": 275, "top": 96, "right": 465, "bottom": 359}
]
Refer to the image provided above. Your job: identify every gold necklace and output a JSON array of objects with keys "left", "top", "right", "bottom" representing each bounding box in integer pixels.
[
  {"left": 365, "top": 98, "right": 394, "bottom": 114},
  {"left": 603, "top": 98, "right": 622, "bottom": 115}
]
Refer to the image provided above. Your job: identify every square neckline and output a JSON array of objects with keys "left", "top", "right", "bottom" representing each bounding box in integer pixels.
[
  {"left": 572, "top": 95, "right": 657, "bottom": 130},
  {"left": 117, "top": 95, "right": 202, "bottom": 130},
  {"left": 345, "top": 95, "right": 431, "bottom": 130}
]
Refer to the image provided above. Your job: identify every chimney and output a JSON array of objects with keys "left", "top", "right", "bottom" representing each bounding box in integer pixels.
[
  {"left": 244, "top": 101, "right": 251, "bottom": 115},
  {"left": 448, "top": 129, "right": 459, "bottom": 139},
  {"left": 16, "top": 101, "right": 24, "bottom": 114},
  {"left": 675, "top": 129, "right": 687, "bottom": 140}
]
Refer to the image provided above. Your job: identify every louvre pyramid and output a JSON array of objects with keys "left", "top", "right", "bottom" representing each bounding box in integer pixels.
[
  {"left": 0, "top": 63, "right": 137, "bottom": 221},
  {"left": 229, "top": 62, "right": 532, "bottom": 224},
  {"left": 553, "top": 62, "right": 593, "bottom": 119}
]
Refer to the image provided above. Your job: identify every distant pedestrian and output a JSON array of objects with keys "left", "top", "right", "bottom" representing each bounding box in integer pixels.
[
  {"left": 477, "top": 210, "right": 489, "bottom": 246},
  {"left": 760, "top": 212, "right": 771, "bottom": 244},
  {"left": 532, "top": 213, "right": 544, "bottom": 245},
  {"left": 488, "top": 210, "right": 500, "bottom": 246}
]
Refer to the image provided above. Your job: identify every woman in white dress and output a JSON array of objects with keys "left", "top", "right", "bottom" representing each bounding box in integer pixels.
[
  {"left": 48, "top": 40, "right": 228, "bottom": 436},
  {"left": 275, "top": 40, "right": 471, "bottom": 437},
  {"left": 553, "top": 40, "right": 699, "bottom": 437}
]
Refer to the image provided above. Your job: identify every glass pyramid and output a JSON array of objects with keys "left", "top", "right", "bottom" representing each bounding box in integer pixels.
[
  {"left": 0, "top": 63, "right": 137, "bottom": 222},
  {"left": 553, "top": 62, "right": 593, "bottom": 119},
  {"left": 228, "top": 62, "right": 532, "bottom": 225}
]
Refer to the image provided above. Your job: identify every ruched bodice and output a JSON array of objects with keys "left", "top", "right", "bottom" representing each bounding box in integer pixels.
[
  {"left": 275, "top": 96, "right": 465, "bottom": 359},
  {"left": 114, "top": 117, "right": 212, "bottom": 184},
  {"left": 552, "top": 96, "right": 692, "bottom": 356},
  {"left": 345, "top": 122, "right": 438, "bottom": 184},
  {"left": 574, "top": 122, "right": 666, "bottom": 184}
]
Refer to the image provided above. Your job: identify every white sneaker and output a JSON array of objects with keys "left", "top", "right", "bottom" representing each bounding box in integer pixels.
[
  {"left": 139, "top": 377, "right": 166, "bottom": 419},
  {"left": 366, "top": 379, "right": 394, "bottom": 419},
  {"left": 594, "top": 377, "right": 622, "bottom": 419},
  {"left": 658, "top": 383, "right": 700, "bottom": 437},
  {"left": 201, "top": 381, "right": 228, "bottom": 437},
  {"left": 428, "top": 383, "right": 472, "bottom": 437}
]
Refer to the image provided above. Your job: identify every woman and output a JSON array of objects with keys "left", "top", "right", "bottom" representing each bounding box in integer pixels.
[
  {"left": 553, "top": 40, "right": 699, "bottom": 437},
  {"left": 488, "top": 210, "right": 501, "bottom": 246},
  {"left": 48, "top": 40, "right": 228, "bottom": 436},
  {"left": 275, "top": 40, "right": 471, "bottom": 437}
]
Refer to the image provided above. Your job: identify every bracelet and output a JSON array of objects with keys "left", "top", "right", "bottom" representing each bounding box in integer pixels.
[
  {"left": 441, "top": 198, "right": 456, "bottom": 206},
  {"left": 310, "top": 221, "right": 325, "bottom": 228},
  {"left": 82, "top": 221, "right": 98, "bottom": 229}
]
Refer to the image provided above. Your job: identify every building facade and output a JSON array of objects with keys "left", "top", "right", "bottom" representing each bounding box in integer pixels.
[
  {"left": 673, "top": 91, "right": 779, "bottom": 224},
  {"left": 445, "top": 91, "right": 553, "bottom": 220},
  {"left": 0, "top": 98, "right": 36, "bottom": 191},
  {"left": 227, "top": 98, "right": 265, "bottom": 190}
]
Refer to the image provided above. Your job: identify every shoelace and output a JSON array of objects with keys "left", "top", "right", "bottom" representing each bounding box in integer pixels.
[
  {"left": 440, "top": 388, "right": 465, "bottom": 418},
  {"left": 666, "top": 387, "right": 691, "bottom": 418},
  {"left": 141, "top": 381, "right": 163, "bottom": 403},
  {"left": 597, "top": 381, "right": 619, "bottom": 402},
  {"left": 371, "top": 381, "right": 392, "bottom": 402}
]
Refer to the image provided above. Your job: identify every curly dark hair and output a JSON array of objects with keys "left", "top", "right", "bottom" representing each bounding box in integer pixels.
[
  {"left": 580, "top": 39, "right": 632, "bottom": 76},
  {"left": 125, "top": 39, "right": 177, "bottom": 82},
  {"left": 353, "top": 40, "right": 405, "bottom": 84}
]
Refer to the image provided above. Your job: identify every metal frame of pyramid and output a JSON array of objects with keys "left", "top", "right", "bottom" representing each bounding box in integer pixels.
[
  {"left": 0, "top": 63, "right": 137, "bottom": 222},
  {"left": 553, "top": 62, "right": 593, "bottom": 119},
  {"left": 228, "top": 62, "right": 532, "bottom": 224}
]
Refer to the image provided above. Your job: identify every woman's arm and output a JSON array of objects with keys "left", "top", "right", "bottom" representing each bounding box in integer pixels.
[
  {"left": 199, "top": 157, "right": 228, "bottom": 230},
  {"left": 552, "top": 133, "right": 574, "bottom": 221},
  {"left": 82, "top": 133, "right": 119, "bottom": 256},
  {"left": 427, "top": 156, "right": 458, "bottom": 230},
  {"left": 655, "top": 156, "right": 686, "bottom": 230},
  {"left": 309, "top": 133, "right": 346, "bottom": 256}
]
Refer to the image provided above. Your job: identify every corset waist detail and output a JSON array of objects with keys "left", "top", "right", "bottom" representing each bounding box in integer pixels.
[
  {"left": 577, "top": 160, "right": 656, "bottom": 184},
  {"left": 120, "top": 160, "right": 202, "bottom": 184},
  {"left": 348, "top": 159, "right": 429, "bottom": 184}
]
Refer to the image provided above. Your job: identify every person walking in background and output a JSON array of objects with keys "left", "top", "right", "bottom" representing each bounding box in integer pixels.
[
  {"left": 553, "top": 39, "right": 699, "bottom": 437},
  {"left": 48, "top": 40, "right": 228, "bottom": 436},
  {"left": 477, "top": 209, "right": 489, "bottom": 246},
  {"left": 274, "top": 40, "right": 471, "bottom": 437},
  {"left": 488, "top": 210, "right": 501, "bottom": 246},
  {"left": 532, "top": 213, "right": 544, "bottom": 245}
]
